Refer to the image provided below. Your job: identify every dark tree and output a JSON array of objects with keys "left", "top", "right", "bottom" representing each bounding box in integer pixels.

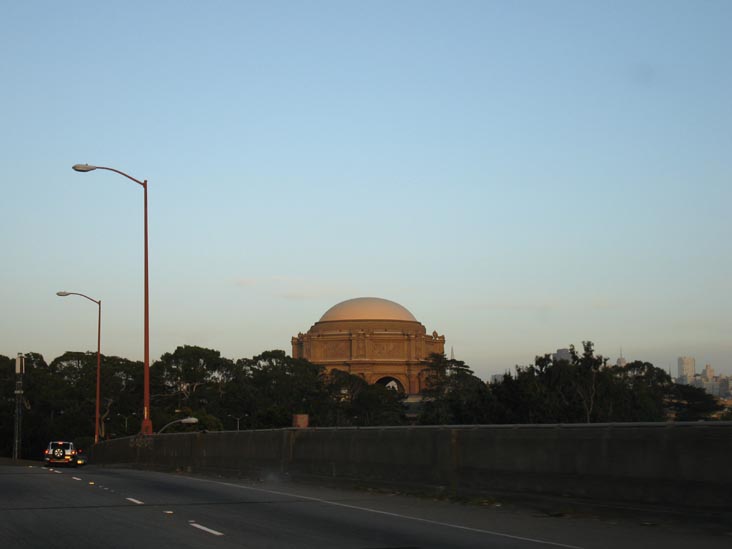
[
  {"left": 669, "top": 384, "right": 723, "bottom": 421},
  {"left": 239, "top": 350, "right": 328, "bottom": 428},
  {"left": 419, "top": 353, "right": 491, "bottom": 425},
  {"left": 323, "top": 369, "right": 406, "bottom": 426},
  {"left": 488, "top": 343, "right": 679, "bottom": 424},
  {"left": 0, "top": 355, "right": 15, "bottom": 456},
  {"left": 153, "top": 345, "right": 233, "bottom": 430}
]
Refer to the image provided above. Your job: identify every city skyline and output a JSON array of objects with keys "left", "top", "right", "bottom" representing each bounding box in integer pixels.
[{"left": 2, "top": 1, "right": 730, "bottom": 378}]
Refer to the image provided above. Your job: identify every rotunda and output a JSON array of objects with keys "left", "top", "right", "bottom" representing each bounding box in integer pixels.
[{"left": 291, "top": 297, "right": 445, "bottom": 394}]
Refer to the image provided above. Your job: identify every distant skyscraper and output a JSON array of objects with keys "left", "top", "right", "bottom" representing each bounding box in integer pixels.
[
  {"left": 553, "top": 348, "right": 572, "bottom": 363},
  {"left": 616, "top": 347, "right": 627, "bottom": 368},
  {"left": 701, "top": 364, "right": 715, "bottom": 381},
  {"left": 677, "top": 356, "right": 696, "bottom": 382},
  {"left": 491, "top": 372, "right": 510, "bottom": 384}
]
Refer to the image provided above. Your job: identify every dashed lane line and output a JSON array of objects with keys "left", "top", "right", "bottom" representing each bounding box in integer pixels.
[
  {"left": 126, "top": 498, "right": 144, "bottom": 505},
  {"left": 189, "top": 522, "right": 224, "bottom": 536}
]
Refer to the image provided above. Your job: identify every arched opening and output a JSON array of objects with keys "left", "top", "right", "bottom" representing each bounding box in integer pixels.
[{"left": 375, "top": 376, "right": 405, "bottom": 393}]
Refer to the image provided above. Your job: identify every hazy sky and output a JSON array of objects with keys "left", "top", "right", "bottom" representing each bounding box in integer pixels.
[{"left": 2, "top": 1, "right": 730, "bottom": 378}]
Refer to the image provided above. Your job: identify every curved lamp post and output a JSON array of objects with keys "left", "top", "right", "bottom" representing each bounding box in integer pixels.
[
  {"left": 56, "top": 291, "right": 102, "bottom": 443},
  {"left": 72, "top": 163, "right": 153, "bottom": 435},
  {"left": 158, "top": 417, "right": 199, "bottom": 434}
]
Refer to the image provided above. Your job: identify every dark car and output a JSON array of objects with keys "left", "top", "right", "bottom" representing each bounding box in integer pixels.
[
  {"left": 44, "top": 441, "right": 79, "bottom": 467},
  {"left": 75, "top": 451, "right": 88, "bottom": 466}
]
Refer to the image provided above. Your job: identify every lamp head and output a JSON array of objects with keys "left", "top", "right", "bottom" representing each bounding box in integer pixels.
[
  {"left": 72, "top": 164, "right": 97, "bottom": 172},
  {"left": 181, "top": 417, "right": 199, "bottom": 425},
  {"left": 56, "top": 291, "right": 71, "bottom": 297}
]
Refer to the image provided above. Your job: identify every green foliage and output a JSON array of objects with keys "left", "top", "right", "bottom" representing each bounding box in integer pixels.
[
  {"left": 156, "top": 345, "right": 234, "bottom": 410},
  {"left": 600, "top": 361, "right": 673, "bottom": 422},
  {"left": 322, "top": 369, "right": 407, "bottom": 427},
  {"left": 0, "top": 355, "right": 15, "bottom": 456},
  {"left": 487, "top": 343, "right": 721, "bottom": 424},
  {"left": 3, "top": 352, "right": 149, "bottom": 455},
  {"left": 669, "top": 384, "right": 723, "bottom": 421},
  {"left": 100, "top": 355, "right": 144, "bottom": 438},
  {"left": 239, "top": 350, "right": 328, "bottom": 428},
  {"left": 419, "top": 353, "right": 491, "bottom": 425},
  {"left": 151, "top": 348, "right": 405, "bottom": 431},
  {"left": 3, "top": 341, "right": 725, "bottom": 458}
]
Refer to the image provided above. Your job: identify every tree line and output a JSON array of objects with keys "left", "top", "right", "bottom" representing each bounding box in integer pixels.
[
  {"left": 0, "top": 342, "right": 724, "bottom": 458},
  {"left": 420, "top": 342, "right": 724, "bottom": 425}
]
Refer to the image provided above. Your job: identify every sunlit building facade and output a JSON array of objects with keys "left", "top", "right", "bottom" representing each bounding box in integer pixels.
[{"left": 291, "top": 297, "right": 445, "bottom": 395}]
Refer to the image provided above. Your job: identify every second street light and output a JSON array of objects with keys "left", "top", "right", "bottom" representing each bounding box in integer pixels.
[
  {"left": 158, "top": 416, "right": 199, "bottom": 434},
  {"left": 72, "top": 163, "right": 154, "bottom": 435},
  {"left": 56, "top": 291, "right": 102, "bottom": 443}
]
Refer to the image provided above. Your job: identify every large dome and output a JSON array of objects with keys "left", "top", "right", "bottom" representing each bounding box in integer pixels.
[{"left": 319, "top": 297, "right": 417, "bottom": 322}]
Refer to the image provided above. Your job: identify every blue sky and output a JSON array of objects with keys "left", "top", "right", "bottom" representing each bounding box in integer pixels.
[{"left": 2, "top": 1, "right": 730, "bottom": 377}]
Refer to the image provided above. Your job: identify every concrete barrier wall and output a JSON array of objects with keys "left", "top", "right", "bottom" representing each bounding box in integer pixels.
[{"left": 90, "top": 422, "right": 732, "bottom": 510}]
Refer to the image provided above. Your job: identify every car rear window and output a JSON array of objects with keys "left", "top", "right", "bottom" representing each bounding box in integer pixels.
[{"left": 50, "top": 442, "right": 71, "bottom": 450}]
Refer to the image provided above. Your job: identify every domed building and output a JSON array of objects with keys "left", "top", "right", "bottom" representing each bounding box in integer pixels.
[{"left": 291, "top": 297, "right": 445, "bottom": 395}]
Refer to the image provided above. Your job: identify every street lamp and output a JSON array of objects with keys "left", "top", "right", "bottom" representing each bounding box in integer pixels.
[
  {"left": 56, "top": 291, "right": 102, "bottom": 444},
  {"left": 117, "top": 412, "right": 137, "bottom": 434},
  {"left": 228, "top": 413, "right": 248, "bottom": 431},
  {"left": 228, "top": 415, "right": 241, "bottom": 431},
  {"left": 158, "top": 417, "right": 199, "bottom": 434},
  {"left": 72, "top": 164, "right": 153, "bottom": 435}
]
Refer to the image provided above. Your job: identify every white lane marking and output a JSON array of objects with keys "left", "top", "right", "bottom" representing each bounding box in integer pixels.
[
  {"left": 184, "top": 476, "right": 583, "bottom": 549},
  {"left": 54, "top": 471, "right": 62, "bottom": 474},
  {"left": 126, "top": 498, "right": 145, "bottom": 505},
  {"left": 190, "top": 523, "right": 224, "bottom": 536},
  {"left": 72, "top": 477, "right": 81, "bottom": 481}
]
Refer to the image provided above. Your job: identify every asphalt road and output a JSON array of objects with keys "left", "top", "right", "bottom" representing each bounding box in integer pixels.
[{"left": 0, "top": 463, "right": 729, "bottom": 548}]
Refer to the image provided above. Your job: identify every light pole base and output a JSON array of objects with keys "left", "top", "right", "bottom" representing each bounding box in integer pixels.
[{"left": 140, "top": 418, "right": 154, "bottom": 435}]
